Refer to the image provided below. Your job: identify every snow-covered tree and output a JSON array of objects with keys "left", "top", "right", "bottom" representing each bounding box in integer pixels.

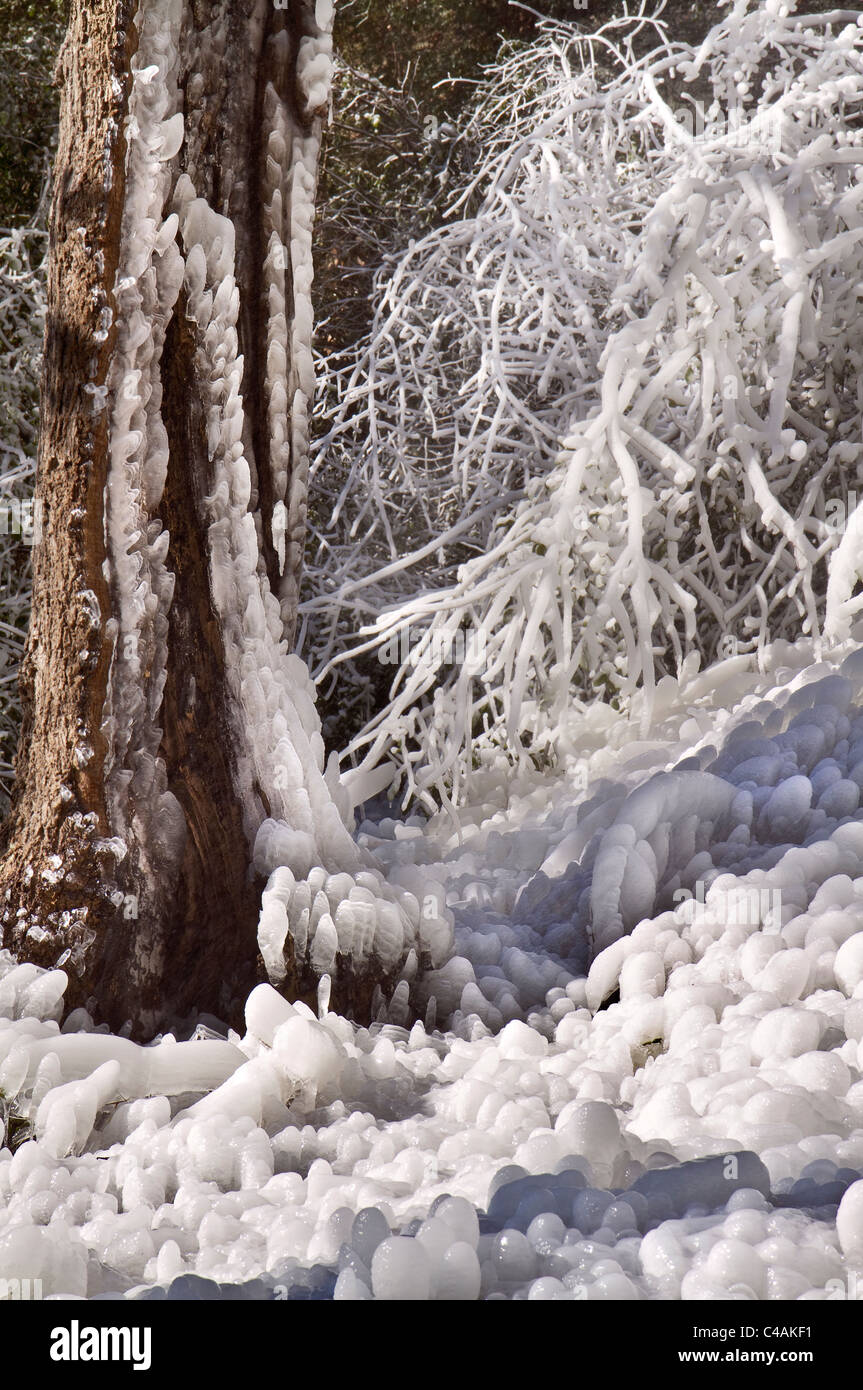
[
  {"left": 0, "top": 0, "right": 380, "bottom": 1036},
  {"left": 309, "top": 3, "right": 863, "bottom": 808}
]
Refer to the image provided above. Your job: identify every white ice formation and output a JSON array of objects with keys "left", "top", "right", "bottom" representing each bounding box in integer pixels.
[
  {"left": 100, "top": 0, "right": 187, "bottom": 882},
  {"left": 3, "top": 642, "right": 863, "bottom": 1299},
  {"left": 83, "top": 0, "right": 421, "bottom": 985}
]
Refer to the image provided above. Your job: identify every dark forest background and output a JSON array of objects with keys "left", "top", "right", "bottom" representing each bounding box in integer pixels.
[{"left": 0, "top": 1, "right": 716, "bottom": 227}]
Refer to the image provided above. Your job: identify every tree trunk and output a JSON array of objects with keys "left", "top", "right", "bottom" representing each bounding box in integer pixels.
[{"left": 0, "top": 0, "right": 371, "bottom": 1037}]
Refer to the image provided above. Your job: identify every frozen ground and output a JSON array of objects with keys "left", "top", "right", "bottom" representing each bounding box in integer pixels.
[{"left": 5, "top": 640, "right": 863, "bottom": 1299}]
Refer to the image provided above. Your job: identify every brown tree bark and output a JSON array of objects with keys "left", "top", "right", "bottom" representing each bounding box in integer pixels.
[{"left": 0, "top": 0, "right": 356, "bottom": 1038}]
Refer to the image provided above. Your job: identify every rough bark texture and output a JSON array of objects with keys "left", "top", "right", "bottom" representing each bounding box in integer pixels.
[{"left": 0, "top": 0, "right": 334, "bottom": 1037}]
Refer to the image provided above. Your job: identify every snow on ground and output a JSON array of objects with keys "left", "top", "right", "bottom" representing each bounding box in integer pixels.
[{"left": 6, "top": 639, "right": 863, "bottom": 1299}]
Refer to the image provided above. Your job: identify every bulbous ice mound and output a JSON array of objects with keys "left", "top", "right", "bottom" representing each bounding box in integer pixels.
[
  {"left": 501, "top": 662, "right": 863, "bottom": 1009},
  {"left": 588, "top": 770, "right": 739, "bottom": 952},
  {"left": 5, "top": 639, "right": 863, "bottom": 1300}
]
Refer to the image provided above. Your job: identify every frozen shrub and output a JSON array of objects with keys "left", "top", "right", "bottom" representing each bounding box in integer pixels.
[
  {"left": 0, "top": 223, "right": 45, "bottom": 808},
  {"left": 307, "top": 1, "right": 863, "bottom": 807}
]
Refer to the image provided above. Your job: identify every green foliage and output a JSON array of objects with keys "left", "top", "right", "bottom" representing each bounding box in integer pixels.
[
  {"left": 333, "top": 0, "right": 724, "bottom": 116},
  {"left": 0, "top": 0, "right": 66, "bottom": 226},
  {"left": 334, "top": 0, "right": 566, "bottom": 110}
]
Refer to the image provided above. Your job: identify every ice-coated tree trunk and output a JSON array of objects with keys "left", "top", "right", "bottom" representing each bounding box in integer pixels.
[{"left": 0, "top": 0, "right": 381, "bottom": 1037}]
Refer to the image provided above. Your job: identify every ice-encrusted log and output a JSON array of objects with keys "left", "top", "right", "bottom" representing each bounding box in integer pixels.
[{"left": 0, "top": 0, "right": 402, "bottom": 1036}]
